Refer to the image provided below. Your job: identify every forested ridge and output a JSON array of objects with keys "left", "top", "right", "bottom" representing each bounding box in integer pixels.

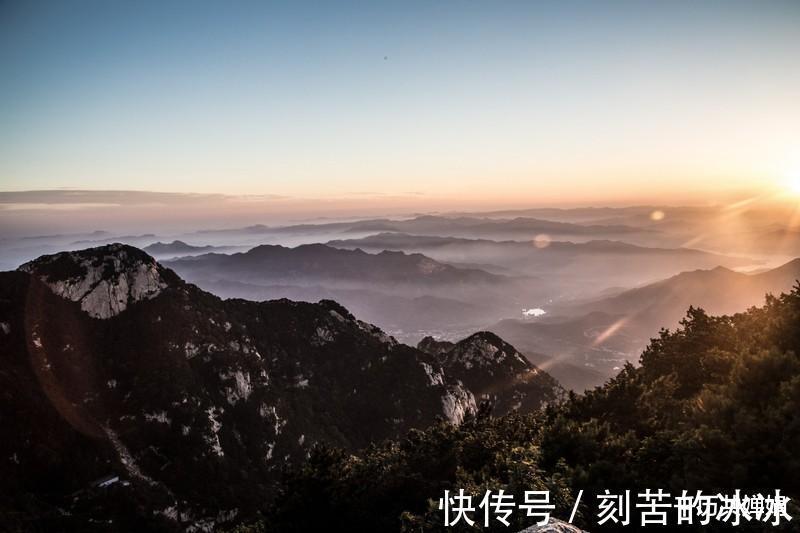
[{"left": 240, "top": 286, "right": 800, "bottom": 532}]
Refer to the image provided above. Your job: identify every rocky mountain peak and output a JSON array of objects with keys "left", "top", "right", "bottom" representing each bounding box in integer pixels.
[
  {"left": 18, "top": 243, "right": 178, "bottom": 319},
  {"left": 444, "top": 331, "right": 530, "bottom": 370},
  {"left": 420, "top": 331, "right": 563, "bottom": 415}
]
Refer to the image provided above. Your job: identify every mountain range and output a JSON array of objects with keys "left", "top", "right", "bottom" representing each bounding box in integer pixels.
[
  {"left": 156, "top": 239, "right": 795, "bottom": 391},
  {"left": 166, "top": 243, "right": 507, "bottom": 287},
  {"left": 490, "top": 257, "right": 800, "bottom": 389},
  {"left": 162, "top": 243, "right": 551, "bottom": 342},
  {"left": 192, "top": 215, "right": 651, "bottom": 247},
  {"left": 1, "top": 244, "right": 560, "bottom": 531},
  {"left": 142, "top": 240, "right": 236, "bottom": 258},
  {"left": 326, "top": 232, "right": 756, "bottom": 293}
]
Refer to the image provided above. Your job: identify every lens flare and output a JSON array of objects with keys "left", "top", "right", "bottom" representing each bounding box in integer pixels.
[{"left": 533, "top": 234, "right": 551, "bottom": 249}]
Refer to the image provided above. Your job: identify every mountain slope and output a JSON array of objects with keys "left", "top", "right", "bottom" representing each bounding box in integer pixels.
[
  {"left": 562, "top": 257, "right": 800, "bottom": 330},
  {"left": 490, "top": 311, "right": 643, "bottom": 390},
  {"left": 490, "top": 258, "right": 800, "bottom": 390},
  {"left": 192, "top": 279, "right": 489, "bottom": 343},
  {"left": 2, "top": 244, "right": 561, "bottom": 531},
  {"left": 418, "top": 332, "right": 564, "bottom": 415},
  {"left": 253, "top": 273, "right": 800, "bottom": 533}
]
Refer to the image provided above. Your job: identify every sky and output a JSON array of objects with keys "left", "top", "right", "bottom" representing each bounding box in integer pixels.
[{"left": 1, "top": 0, "right": 799, "bottom": 218}]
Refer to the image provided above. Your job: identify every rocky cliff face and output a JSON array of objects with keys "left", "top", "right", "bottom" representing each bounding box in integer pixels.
[
  {"left": 18, "top": 244, "right": 177, "bottom": 319},
  {"left": 1, "top": 244, "right": 558, "bottom": 531},
  {"left": 419, "top": 331, "right": 564, "bottom": 415},
  {"left": 517, "top": 518, "right": 587, "bottom": 532}
]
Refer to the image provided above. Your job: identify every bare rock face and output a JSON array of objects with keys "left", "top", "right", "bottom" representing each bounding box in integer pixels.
[
  {"left": 517, "top": 518, "right": 588, "bottom": 532},
  {"left": 419, "top": 331, "right": 564, "bottom": 415},
  {"left": 440, "top": 383, "right": 478, "bottom": 424},
  {"left": 19, "top": 243, "right": 176, "bottom": 319}
]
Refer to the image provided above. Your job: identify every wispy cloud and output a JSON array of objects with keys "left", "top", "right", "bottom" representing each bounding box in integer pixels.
[
  {"left": 0, "top": 202, "right": 121, "bottom": 211},
  {"left": 0, "top": 190, "right": 289, "bottom": 210},
  {"left": 0, "top": 189, "right": 445, "bottom": 238}
]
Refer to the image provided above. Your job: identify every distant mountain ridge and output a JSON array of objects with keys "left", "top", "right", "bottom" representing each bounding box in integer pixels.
[
  {"left": 161, "top": 243, "right": 543, "bottom": 340},
  {"left": 143, "top": 240, "right": 233, "bottom": 257},
  {"left": 328, "top": 231, "right": 728, "bottom": 255},
  {"left": 325, "top": 231, "right": 755, "bottom": 289},
  {"left": 195, "top": 214, "right": 646, "bottom": 239},
  {"left": 166, "top": 243, "right": 508, "bottom": 286}
]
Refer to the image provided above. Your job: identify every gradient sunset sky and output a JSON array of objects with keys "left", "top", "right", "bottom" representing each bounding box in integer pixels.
[{"left": 1, "top": 0, "right": 799, "bottom": 208}]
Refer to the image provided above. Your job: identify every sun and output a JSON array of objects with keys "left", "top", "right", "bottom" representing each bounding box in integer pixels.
[{"left": 786, "top": 176, "right": 800, "bottom": 195}]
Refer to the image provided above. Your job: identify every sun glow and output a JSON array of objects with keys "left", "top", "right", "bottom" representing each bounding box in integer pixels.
[
  {"left": 785, "top": 175, "right": 800, "bottom": 195},
  {"left": 783, "top": 165, "right": 800, "bottom": 196}
]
